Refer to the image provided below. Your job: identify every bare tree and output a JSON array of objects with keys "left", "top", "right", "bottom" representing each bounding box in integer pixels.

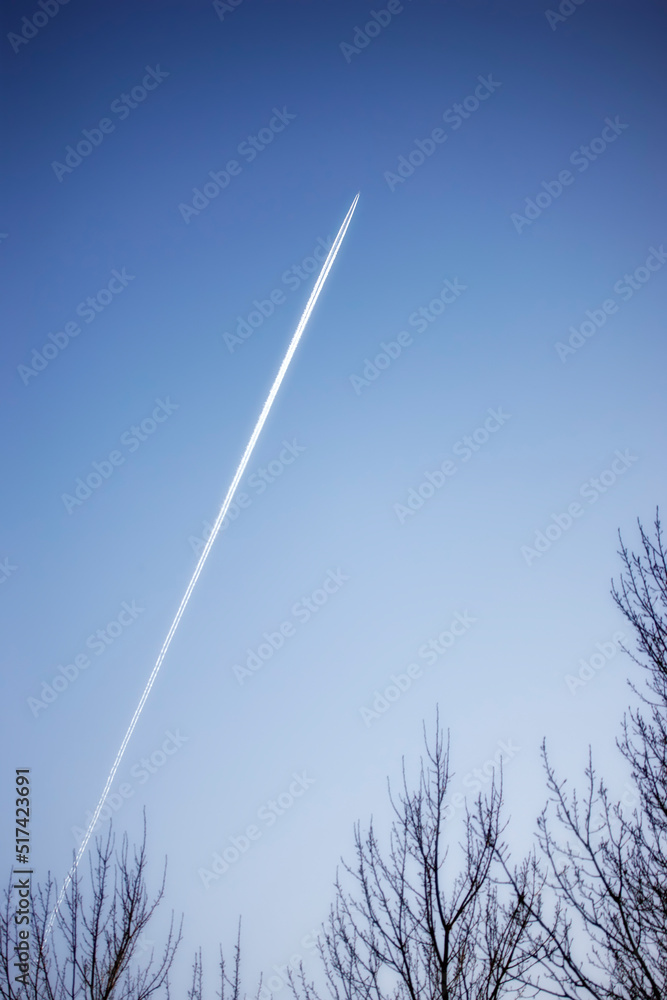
[
  {"left": 1, "top": 818, "right": 181, "bottom": 1000},
  {"left": 291, "top": 713, "right": 546, "bottom": 1000},
  {"left": 516, "top": 510, "right": 667, "bottom": 999},
  {"left": 186, "top": 922, "right": 264, "bottom": 1000}
]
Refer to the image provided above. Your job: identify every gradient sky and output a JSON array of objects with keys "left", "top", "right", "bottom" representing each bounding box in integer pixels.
[{"left": 2, "top": 0, "right": 666, "bottom": 994}]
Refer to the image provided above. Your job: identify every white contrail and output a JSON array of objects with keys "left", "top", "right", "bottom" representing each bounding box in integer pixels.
[{"left": 47, "top": 192, "right": 360, "bottom": 935}]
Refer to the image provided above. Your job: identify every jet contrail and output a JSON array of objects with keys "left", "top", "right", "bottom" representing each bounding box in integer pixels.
[{"left": 47, "top": 191, "right": 360, "bottom": 936}]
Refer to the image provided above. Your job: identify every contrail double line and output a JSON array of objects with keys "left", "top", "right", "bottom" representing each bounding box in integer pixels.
[{"left": 47, "top": 192, "right": 360, "bottom": 935}]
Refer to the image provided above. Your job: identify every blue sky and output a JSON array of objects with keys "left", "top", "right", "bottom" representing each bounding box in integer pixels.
[{"left": 2, "top": 0, "right": 666, "bottom": 993}]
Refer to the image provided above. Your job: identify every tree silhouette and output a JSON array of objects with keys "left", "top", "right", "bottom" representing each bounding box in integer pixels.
[
  {"left": 290, "top": 712, "right": 546, "bottom": 1000},
  {"left": 186, "top": 922, "right": 264, "bottom": 1000},
  {"left": 505, "top": 510, "right": 667, "bottom": 999},
  {"left": 0, "top": 818, "right": 181, "bottom": 1000}
]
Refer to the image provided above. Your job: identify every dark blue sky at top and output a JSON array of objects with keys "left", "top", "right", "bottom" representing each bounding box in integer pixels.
[{"left": 1, "top": 0, "right": 666, "bottom": 992}]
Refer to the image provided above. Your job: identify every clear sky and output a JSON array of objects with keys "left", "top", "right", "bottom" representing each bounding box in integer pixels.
[{"left": 1, "top": 0, "right": 666, "bottom": 993}]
